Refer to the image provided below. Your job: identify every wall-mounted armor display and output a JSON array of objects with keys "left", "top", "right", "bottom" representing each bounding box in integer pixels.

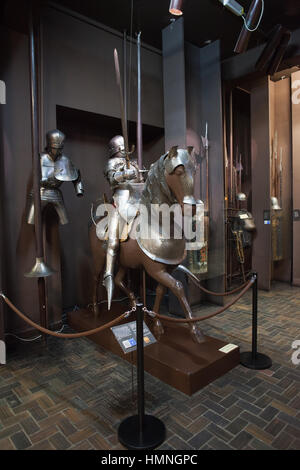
[
  {"left": 27, "top": 129, "right": 84, "bottom": 226},
  {"left": 228, "top": 193, "right": 256, "bottom": 282},
  {"left": 187, "top": 124, "right": 209, "bottom": 276}
]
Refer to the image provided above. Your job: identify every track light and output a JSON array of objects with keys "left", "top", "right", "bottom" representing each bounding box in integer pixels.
[
  {"left": 234, "top": 0, "right": 264, "bottom": 54},
  {"left": 169, "top": 0, "right": 183, "bottom": 16},
  {"left": 218, "top": 0, "right": 244, "bottom": 17}
]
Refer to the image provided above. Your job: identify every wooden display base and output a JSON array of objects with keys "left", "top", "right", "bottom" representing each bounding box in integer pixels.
[{"left": 68, "top": 304, "right": 240, "bottom": 396}]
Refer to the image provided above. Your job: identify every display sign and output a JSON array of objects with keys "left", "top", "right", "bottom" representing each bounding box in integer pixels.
[
  {"left": 219, "top": 344, "right": 238, "bottom": 354},
  {"left": 264, "top": 210, "right": 271, "bottom": 225},
  {"left": 293, "top": 209, "right": 300, "bottom": 221},
  {"left": 111, "top": 321, "right": 156, "bottom": 354}
]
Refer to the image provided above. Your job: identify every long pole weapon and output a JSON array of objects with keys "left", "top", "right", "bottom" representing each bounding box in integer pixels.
[
  {"left": 202, "top": 122, "right": 209, "bottom": 213},
  {"left": 114, "top": 49, "right": 132, "bottom": 170},
  {"left": 279, "top": 148, "right": 283, "bottom": 208},
  {"left": 137, "top": 31, "right": 143, "bottom": 173},
  {"left": 25, "top": 2, "right": 55, "bottom": 341}
]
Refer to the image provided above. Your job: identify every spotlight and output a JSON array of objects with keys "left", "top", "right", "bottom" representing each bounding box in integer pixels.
[
  {"left": 169, "top": 0, "right": 183, "bottom": 16},
  {"left": 234, "top": 0, "right": 264, "bottom": 54},
  {"left": 218, "top": 0, "right": 244, "bottom": 17}
]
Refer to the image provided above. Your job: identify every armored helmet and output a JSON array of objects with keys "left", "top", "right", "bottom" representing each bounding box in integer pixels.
[
  {"left": 164, "top": 146, "right": 195, "bottom": 174},
  {"left": 271, "top": 197, "right": 281, "bottom": 211},
  {"left": 108, "top": 135, "right": 125, "bottom": 158},
  {"left": 46, "top": 130, "right": 66, "bottom": 149},
  {"left": 237, "top": 192, "right": 247, "bottom": 202}
]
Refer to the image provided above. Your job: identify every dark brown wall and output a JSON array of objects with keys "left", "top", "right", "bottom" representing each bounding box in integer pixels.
[
  {"left": 185, "top": 41, "right": 226, "bottom": 304},
  {"left": 56, "top": 108, "right": 164, "bottom": 309},
  {"left": 292, "top": 70, "right": 300, "bottom": 287},
  {"left": 163, "top": 18, "right": 225, "bottom": 310},
  {"left": 251, "top": 78, "right": 272, "bottom": 290},
  {"left": 273, "top": 78, "right": 292, "bottom": 283},
  {"left": 0, "top": 6, "right": 164, "bottom": 335},
  {"left": 0, "top": 26, "right": 41, "bottom": 335}
]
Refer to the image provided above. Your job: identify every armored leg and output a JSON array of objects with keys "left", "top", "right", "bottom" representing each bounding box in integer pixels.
[
  {"left": 27, "top": 198, "right": 48, "bottom": 225},
  {"left": 53, "top": 201, "right": 69, "bottom": 225},
  {"left": 103, "top": 209, "right": 120, "bottom": 310}
]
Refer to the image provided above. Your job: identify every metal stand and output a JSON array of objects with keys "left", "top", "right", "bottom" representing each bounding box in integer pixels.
[
  {"left": 118, "top": 304, "right": 166, "bottom": 450},
  {"left": 240, "top": 273, "right": 272, "bottom": 370}
]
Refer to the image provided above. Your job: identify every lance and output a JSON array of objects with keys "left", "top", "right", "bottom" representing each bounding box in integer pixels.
[
  {"left": 201, "top": 122, "right": 209, "bottom": 213},
  {"left": 137, "top": 31, "right": 143, "bottom": 173},
  {"left": 279, "top": 148, "right": 283, "bottom": 207},
  {"left": 25, "top": 2, "right": 55, "bottom": 340},
  {"left": 114, "top": 48, "right": 131, "bottom": 169}
]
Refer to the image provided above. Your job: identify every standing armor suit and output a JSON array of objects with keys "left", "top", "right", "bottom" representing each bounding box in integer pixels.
[
  {"left": 103, "top": 135, "right": 141, "bottom": 309},
  {"left": 27, "top": 130, "right": 84, "bottom": 225}
]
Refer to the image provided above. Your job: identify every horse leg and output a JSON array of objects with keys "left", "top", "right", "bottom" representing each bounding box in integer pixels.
[
  {"left": 152, "top": 284, "right": 166, "bottom": 339},
  {"left": 144, "top": 263, "right": 205, "bottom": 344},
  {"left": 92, "top": 272, "right": 102, "bottom": 316},
  {"left": 115, "top": 266, "right": 137, "bottom": 309},
  {"left": 89, "top": 226, "right": 106, "bottom": 317}
]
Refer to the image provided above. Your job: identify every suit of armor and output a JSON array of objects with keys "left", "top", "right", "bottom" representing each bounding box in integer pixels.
[
  {"left": 27, "top": 130, "right": 84, "bottom": 225},
  {"left": 103, "top": 135, "right": 140, "bottom": 309}
]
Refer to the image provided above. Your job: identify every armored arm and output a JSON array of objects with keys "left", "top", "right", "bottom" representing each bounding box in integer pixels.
[
  {"left": 104, "top": 158, "right": 136, "bottom": 186},
  {"left": 73, "top": 170, "right": 84, "bottom": 197}
]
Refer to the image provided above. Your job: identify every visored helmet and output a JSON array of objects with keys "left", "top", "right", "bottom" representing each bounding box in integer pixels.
[
  {"left": 108, "top": 135, "right": 125, "bottom": 158},
  {"left": 46, "top": 129, "right": 66, "bottom": 149}
]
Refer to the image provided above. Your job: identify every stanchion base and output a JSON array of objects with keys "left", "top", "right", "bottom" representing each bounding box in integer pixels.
[
  {"left": 118, "top": 415, "right": 166, "bottom": 450},
  {"left": 240, "top": 352, "right": 272, "bottom": 370}
]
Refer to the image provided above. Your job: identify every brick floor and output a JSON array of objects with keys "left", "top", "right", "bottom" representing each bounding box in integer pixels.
[{"left": 0, "top": 282, "right": 299, "bottom": 450}]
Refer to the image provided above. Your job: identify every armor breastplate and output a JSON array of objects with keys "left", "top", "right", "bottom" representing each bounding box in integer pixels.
[
  {"left": 113, "top": 183, "right": 145, "bottom": 223},
  {"left": 40, "top": 154, "right": 62, "bottom": 189},
  {"left": 105, "top": 157, "right": 140, "bottom": 190},
  {"left": 40, "top": 153, "right": 79, "bottom": 189},
  {"left": 54, "top": 155, "right": 79, "bottom": 182}
]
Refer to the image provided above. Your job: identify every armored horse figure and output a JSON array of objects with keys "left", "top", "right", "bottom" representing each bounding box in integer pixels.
[{"left": 90, "top": 145, "right": 205, "bottom": 344}]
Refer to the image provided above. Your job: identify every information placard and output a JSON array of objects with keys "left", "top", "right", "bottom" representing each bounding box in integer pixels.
[{"left": 111, "top": 321, "right": 156, "bottom": 354}]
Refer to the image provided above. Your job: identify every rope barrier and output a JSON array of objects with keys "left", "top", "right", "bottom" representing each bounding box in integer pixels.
[
  {"left": 0, "top": 293, "right": 134, "bottom": 339},
  {"left": 144, "top": 277, "right": 254, "bottom": 325},
  {"left": 177, "top": 265, "right": 250, "bottom": 297},
  {"left": 0, "top": 275, "right": 254, "bottom": 337}
]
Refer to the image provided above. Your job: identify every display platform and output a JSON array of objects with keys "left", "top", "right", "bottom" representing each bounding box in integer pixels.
[{"left": 68, "top": 304, "right": 240, "bottom": 395}]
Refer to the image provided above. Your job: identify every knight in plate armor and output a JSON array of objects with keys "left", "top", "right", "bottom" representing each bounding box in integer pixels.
[
  {"left": 27, "top": 129, "right": 84, "bottom": 225},
  {"left": 103, "top": 135, "right": 141, "bottom": 309}
]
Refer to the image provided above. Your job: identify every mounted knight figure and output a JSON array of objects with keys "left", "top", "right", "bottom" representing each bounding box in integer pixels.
[
  {"left": 102, "top": 135, "right": 142, "bottom": 309},
  {"left": 90, "top": 144, "right": 206, "bottom": 344}
]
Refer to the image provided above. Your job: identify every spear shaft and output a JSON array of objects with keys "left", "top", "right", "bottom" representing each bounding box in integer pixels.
[{"left": 114, "top": 49, "right": 130, "bottom": 169}]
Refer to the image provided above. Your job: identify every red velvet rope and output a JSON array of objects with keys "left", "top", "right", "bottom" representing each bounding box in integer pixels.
[
  {"left": 0, "top": 294, "right": 133, "bottom": 339},
  {"left": 144, "top": 278, "right": 254, "bottom": 324}
]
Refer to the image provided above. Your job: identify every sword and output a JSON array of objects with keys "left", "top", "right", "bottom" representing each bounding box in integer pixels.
[{"left": 114, "top": 48, "right": 132, "bottom": 169}]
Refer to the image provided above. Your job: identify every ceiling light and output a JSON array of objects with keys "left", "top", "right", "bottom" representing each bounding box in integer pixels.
[{"left": 169, "top": 0, "right": 183, "bottom": 16}]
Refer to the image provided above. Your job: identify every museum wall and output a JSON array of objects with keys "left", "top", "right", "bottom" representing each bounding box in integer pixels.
[
  {"left": 163, "top": 18, "right": 225, "bottom": 310},
  {"left": 272, "top": 78, "right": 292, "bottom": 284},
  {"left": 0, "top": 5, "right": 164, "bottom": 336},
  {"left": 250, "top": 78, "right": 272, "bottom": 291},
  {"left": 292, "top": 70, "right": 300, "bottom": 287},
  {"left": 251, "top": 77, "right": 293, "bottom": 289},
  {"left": 0, "top": 26, "right": 41, "bottom": 336}
]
